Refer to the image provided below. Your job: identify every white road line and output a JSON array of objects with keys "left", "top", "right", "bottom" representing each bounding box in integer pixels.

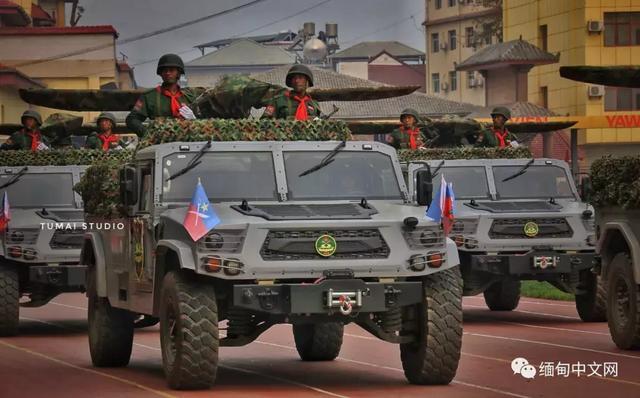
[
  {"left": 49, "top": 301, "right": 88, "bottom": 311},
  {"left": 465, "top": 303, "right": 582, "bottom": 320},
  {"left": 464, "top": 332, "right": 640, "bottom": 360},
  {"left": 495, "top": 320, "right": 610, "bottom": 336},
  {"left": 465, "top": 296, "right": 575, "bottom": 308}
]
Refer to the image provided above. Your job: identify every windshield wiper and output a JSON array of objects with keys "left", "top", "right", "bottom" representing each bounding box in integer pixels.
[
  {"left": 501, "top": 158, "right": 535, "bottom": 183},
  {"left": 167, "top": 140, "right": 212, "bottom": 181},
  {"left": 0, "top": 166, "right": 28, "bottom": 190},
  {"left": 431, "top": 160, "right": 445, "bottom": 178},
  {"left": 298, "top": 141, "right": 346, "bottom": 177}
]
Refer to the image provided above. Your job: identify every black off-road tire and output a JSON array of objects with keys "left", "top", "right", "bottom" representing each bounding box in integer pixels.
[
  {"left": 87, "top": 267, "right": 134, "bottom": 367},
  {"left": 0, "top": 263, "right": 19, "bottom": 337},
  {"left": 607, "top": 253, "right": 640, "bottom": 350},
  {"left": 483, "top": 280, "right": 521, "bottom": 311},
  {"left": 401, "top": 267, "right": 463, "bottom": 385},
  {"left": 293, "top": 322, "right": 343, "bottom": 361},
  {"left": 160, "top": 271, "right": 219, "bottom": 390},
  {"left": 576, "top": 271, "right": 607, "bottom": 322}
]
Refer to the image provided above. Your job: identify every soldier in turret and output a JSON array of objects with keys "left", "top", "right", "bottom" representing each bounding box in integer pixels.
[
  {"left": 262, "top": 64, "right": 321, "bottom": 120},
  {"left": 1, "top": 110, "right": 50, "bottom": 151},
  {"left": 86, "top": 112, "right": 124, "bottom": 151},
  {"left": 126, "top": 54, "right": 198, "bottom": 136},
  {"left": 487, "top": 106, "right": 518, "bottom": 148},
  {"left": 386, "top": 108, "right": 434, "bottom": 150}
]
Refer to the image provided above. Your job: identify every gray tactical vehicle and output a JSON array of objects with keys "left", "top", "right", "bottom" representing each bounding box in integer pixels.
[
  {"left": 0, "top": 165, "right": 87, "bottom": 336},
  {"left": 405, "top": 158, "right": 602, "bottom": 320},
  {"left": 80, "top": 140, "right": 462, "bottom": 390}
]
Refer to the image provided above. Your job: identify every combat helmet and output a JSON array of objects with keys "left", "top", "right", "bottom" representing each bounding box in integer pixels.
[
  {"left": 96, "top": 112, "right": 116, "bottom": 127},
  {"left": 286, "top": 64, "right": 314, "bottom": 88},
  {"left": 156, "top": 53, "right": 185, "bottom": 75},
  {"left": 490, "top": 106, "right": 511, "bottom": 120},
  {"left": 400, "top": 108, "right": 421, "bottom": 121},
  {"left": 21, "top": 110, "right": 42, "bottom": 126}
]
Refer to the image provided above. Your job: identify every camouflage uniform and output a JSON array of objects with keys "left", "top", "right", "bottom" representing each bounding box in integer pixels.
[
  {"left": 262, "top": 64, "right": 321, "bottom": 120},
  {"left": 488, "top": 106, "right": 517, "bottom": 148},
  {"left": 125, "top": 87, "right": 199, "bottom": 136},
  {"left": 386, "top": 108, "right": 434, "bottom": 150},
  {"left": 1, "top": 110, "right": 50, "bottom": 151}
]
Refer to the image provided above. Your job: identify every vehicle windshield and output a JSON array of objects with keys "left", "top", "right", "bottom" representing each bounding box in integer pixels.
[
  {"left": 493, "top": 165, "right": 575, "bottom": 199},
  {"left": 0, "top": 173, "right": 75, "bottom": 208},
  {"left": 161, "top": 151, "right": 278, "bottom": 202},
  {"left": 433, "top": 166, "right": 490, "bottom": 199},
  {"left": 284, "top": 151, "right": 402, "bottom": 200}
]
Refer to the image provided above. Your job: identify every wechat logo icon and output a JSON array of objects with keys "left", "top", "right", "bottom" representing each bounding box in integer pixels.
[{"left": 512, "top": 357, "right": 536, "bottom": 380}]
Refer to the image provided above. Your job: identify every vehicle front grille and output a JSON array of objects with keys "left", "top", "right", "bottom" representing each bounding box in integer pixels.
[
  {"left": 402, "top": 226, "right": 445, "bottom": 250},
  {"left": 489, "top": 218, "right": 573, "bottom": 239},
  {"left": 5, "top": 229, "right": 39, "bottom": 245},
  {"left": 50, "top": 229, "right": 85, "bottom": 249},
  {"left": 260, "top": 229, "right": 389, "bottom": 261}
]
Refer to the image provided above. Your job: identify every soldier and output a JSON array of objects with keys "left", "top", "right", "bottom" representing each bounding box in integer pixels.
[
  {"left": 262, "top": 64, "right": 321, "bottom": 120},
  {"left": 126, "top": 54, "right": 198, "bottom": 136},
  {"left": 488, "top": 107, "right": 518, "bottom": 148},
  {"left": 386, "top": 108, "right": 432, "bottom": 150},
  {"left": 1, "top": 110, "right": 50, "bottom": 151},
  {"left": 85, "top": 113, "right": 123, "bottom": 151}
]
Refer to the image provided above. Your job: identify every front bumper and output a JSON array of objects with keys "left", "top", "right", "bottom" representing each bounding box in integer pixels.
[
  {"left": 232, "top": 279, "right": 423, "bottom": 315},
  {"left": 469, "top": 251, "right": 596, "bottom": 276},
  {"left": 28, "top": 265, "right": 86, "bottom": 289}
]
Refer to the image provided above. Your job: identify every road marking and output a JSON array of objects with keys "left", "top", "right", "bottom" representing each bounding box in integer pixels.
[
  {"left": 49, "top": 301, "right": 88, "bottom": 311},
  {"left": 465, "top": 303, "right": 582, "bottom": 320},
  {"left": 464, "top": 332, "right": 640, "bottom": 360},
  {"left": 0, "top": 340, "right": 176, "bottom": 398},
  {"left": 465, "top": 296, "right": 575, "bottom": 308},
  {"left": 495, "top": 320, "right": 610, "bottom": 336}
]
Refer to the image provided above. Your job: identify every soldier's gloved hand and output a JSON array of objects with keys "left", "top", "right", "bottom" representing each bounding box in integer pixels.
[
  {"left": 179, "top": 105, "right": 196, "bottom": 120},
  {"left": 313, "top": 117, "right": 322, "bottom": 121},
  {"left": 36, "top": 142, "right": 50, "bottom": 151},
  {"left": 510, "top": 140, "right": 520, "bottom": 148}
]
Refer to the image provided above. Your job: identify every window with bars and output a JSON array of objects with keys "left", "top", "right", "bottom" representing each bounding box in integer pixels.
[
  {"left": 448, "top": 0, "right": 455, "bottom": 7},
  {"left": 431, "top": 33, "right": 440, "bottom": 53},
  {"left": 449, "top": 30, "right": 457, "bottom": 50},
  {"left": 449, "top": 71, "right": 457, "bottom": 91},
  {"left": 435, "top": 0, "right": 442, "bottom": 9},
  {"left": 539, "top": 24, "right": 548, "bottom": 51},
  {"left": 465, "top": 27, "right": 474, "bottom": 47},
  {"left": 604, "top": 12, "right": 640, "bottom": 46},
  {"left": 432, "top": 73, "right": 440, "bottom": 94}
]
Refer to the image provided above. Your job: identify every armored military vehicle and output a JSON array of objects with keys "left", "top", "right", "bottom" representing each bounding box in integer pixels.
[
  {"left": 560, "top": 65, "right": 640, "bottom": 349},
  {"left": 403, "top": 151, "right": 601, "bottom": 320},
  {"left": 78, "top": 136, "right": 462, "bottom": 390},
  {"left": 0, "top": 162, "right": 87, "bottom": 336}
]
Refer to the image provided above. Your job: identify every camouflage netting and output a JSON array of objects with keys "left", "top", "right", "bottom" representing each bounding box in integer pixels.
[
  {"left": 139, "top": 119, "right": 353, "bottom": 147},
  {"left": 74, "top": 154, "right": 134, "bottom": 218},
  {"left": 397, "top": 147, "right": 532, "bottom": 162},
  {"left": 0, "top": 149, "right": 133, "bottom": 167},
  {"left": 590, "top": 156, "right": 640, "bottom": 209}
]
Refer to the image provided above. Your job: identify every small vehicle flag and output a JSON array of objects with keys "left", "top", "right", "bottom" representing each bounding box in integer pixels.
[
  {"left": 183, "top": 180, "right": 220, "bottom": 241},
  {"left": 0, "top": 192, "right": 10, "bottom": 231},
  {"left": 425, "top": 175, "right": 455, "bottom": 235}
]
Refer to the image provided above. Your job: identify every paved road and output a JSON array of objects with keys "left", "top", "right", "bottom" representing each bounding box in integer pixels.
[{"left": 1, "top": 294, "right": 639, "bottom": 398}]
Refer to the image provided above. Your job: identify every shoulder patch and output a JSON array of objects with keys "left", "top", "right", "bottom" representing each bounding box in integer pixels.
[{"left": 264, "top": 105, "right": 275, "bottom": 116}]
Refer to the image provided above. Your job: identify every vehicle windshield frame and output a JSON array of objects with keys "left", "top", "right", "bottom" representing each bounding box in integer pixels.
[
  {"left": 159, "top": 150, "right": 279, "bottom": 203},
  {"left": 492, "top": 164, "right": 576, "bottom": 200},
  {"left": 283, "top": 150, "right": 403, "bottom": 201},
  {"left": 0, "top": 171, "right": 77, "bottom": 208}
]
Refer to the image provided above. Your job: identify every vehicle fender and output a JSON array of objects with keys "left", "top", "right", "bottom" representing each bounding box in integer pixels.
[
  {"left": 598, "top": 222, "right": 640, "bottom": 283},
  {"left": 80, "top": 232, "right": 107, "bottom": 297},
  {"left": 156, "top": 239, "right": 197, "bottom": 271},
  {"left": 445, "top": 237, "right": 461, "bottom": 269}
]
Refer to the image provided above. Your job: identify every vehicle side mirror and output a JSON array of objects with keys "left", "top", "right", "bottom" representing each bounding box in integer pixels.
[
  {"left": 580, "top": 176, "right": 592, "bottom": 202},
  {"left": 416, "top": 169, "right": 433, "bottom": 206},
  {"left": 119, "top": 165, "right": 138, "bottom": 211}
]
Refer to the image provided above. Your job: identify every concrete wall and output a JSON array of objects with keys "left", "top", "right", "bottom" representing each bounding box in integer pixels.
[
  {"left": 336, "top": 61, "right": 369, "bottom": 80},
  {"left": 486, "top": 68, "right": 517, "bottom": 105},
  {"left": 0, "top": 87, "right": 27, "bottom": 124}
]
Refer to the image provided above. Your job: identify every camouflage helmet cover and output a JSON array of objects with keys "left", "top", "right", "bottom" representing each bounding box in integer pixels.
[
  {"left": 286, "top": 64, "right": 314, "bottom": 88},
  {"left": 21, "top": 109, "right": 42, "bottom": 126},
  {"left": 490, "top": 106, "right": 511, "bottom": 120},
  {"left": 156, "top": 53, "right": 185, "bottom": 75},
  {"left": 400, "top": 108, "right": 421, "bottom": 121},
  {"left": 96, "top": 112, "right": 117, "bottom": 126}
]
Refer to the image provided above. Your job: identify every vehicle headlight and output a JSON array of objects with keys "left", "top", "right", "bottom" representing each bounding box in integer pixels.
[{"left": 419, "top": 230, "right": 439, "bottom": 246}]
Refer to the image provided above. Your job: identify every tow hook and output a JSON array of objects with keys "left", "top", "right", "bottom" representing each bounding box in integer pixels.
[{"left": 325, "top": 288, "right": 365, "bottom": 315}]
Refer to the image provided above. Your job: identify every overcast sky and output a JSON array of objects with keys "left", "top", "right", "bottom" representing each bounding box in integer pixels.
[{"left": 77, "top": 0, "right": 425, "bottom": 87}]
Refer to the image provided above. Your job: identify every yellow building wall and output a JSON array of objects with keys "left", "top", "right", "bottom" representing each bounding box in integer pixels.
[
  {"left": 503, "top": 0, "right": 640, "bottom": 146},
  {"left": 0, "top": 88, "right": 28, "bottom": 125}
]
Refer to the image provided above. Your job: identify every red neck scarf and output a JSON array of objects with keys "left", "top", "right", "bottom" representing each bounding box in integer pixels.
[
  {"left": 401, "top": 126, "right": 421, "bottom": 150},
  {"left": 97, "top": 133, "right": 119, "bottom": 151},
  {"left": 287, "top": 91, "right": 312, "bottom": 120},
  {"left": 25, "top": 129, "right": 41, "bottom": 151},
  {"left": 494, "top": 128, "right": 509, "bottom": 148},
  {"left": 157, "top": 85, "right": 183, "bottom": 118}
]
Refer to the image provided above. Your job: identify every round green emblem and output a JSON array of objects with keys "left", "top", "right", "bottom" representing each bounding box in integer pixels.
[
  {"left": 315, "top": 234, "right": 337, "bottom": 257},
  {"left": 524, "top": 222, "right": 539, "bottom": 238}
]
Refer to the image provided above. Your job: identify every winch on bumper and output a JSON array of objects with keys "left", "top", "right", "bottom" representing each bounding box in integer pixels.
[
  {"left": 470, "top": 250, "right": 596, "bottom": 275},
  {"left": 233, "top": 279, "right": 423, "bottom": 315},
  {"left": 28, "top": 264, "right": 86, "bottom": 288}
]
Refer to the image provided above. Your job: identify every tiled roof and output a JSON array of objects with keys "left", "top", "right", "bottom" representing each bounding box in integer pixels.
[
  {"left": 0, "top": 63, "right": 45, "bottom": 88},
  {"left": 31, "top": 3, "right": 54, "bottom": 22},
  {"left": 0, "top": 25, "right": 118, "bottom": 36},
  {"left": 251, "top": 65, "right": 473, "bottom": 119},
  {"left": 187, "top": 39, "right": 296, "bottom": 67},
  {"left": 467, "top": 102, "right": 557, "bottom": 119},
  {"left": 332, "top": 41, "right": 424, "bottom": 60},
  {"left": 457, "top": 39, "right": 559, "bottom": 71},
  {"left": 0, "top": 1, "right": 30, "bottom": 25}
]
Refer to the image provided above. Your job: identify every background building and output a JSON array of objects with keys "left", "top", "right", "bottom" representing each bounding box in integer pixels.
[
  {"left": 423, "top": 0, "right": 502, "bottom": 105},
  {"left": 503, "top": 0, "right": 640, "bottom": 165}
]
